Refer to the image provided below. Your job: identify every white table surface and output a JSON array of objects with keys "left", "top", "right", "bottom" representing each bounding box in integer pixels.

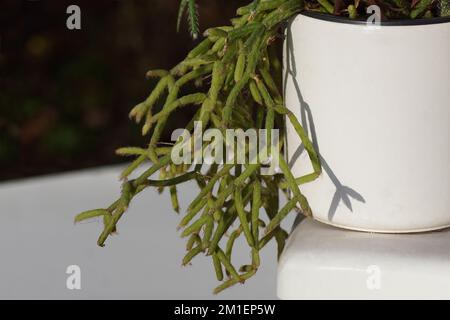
[
  {"left": 5, "top": 165, "right": 445, "bottom": 300},
  {"left": 0, "top": 165, "right": 290, "bottom": 300},
  {"left": 278, "top": 218, "right": 450, "bottom": 299}
]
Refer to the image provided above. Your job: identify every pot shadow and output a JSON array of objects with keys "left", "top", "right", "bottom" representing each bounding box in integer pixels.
[{"left": 284, "top": 25, "right": 366, "bottom": 223}]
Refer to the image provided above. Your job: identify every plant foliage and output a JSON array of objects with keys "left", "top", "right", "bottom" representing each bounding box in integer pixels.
[{"left": 76, "top": 0, "right": 449, "bottom": 293}]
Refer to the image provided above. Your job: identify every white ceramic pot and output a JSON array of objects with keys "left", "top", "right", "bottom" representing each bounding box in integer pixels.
[{"left": 284, "top": 13, "right": 450, "bottom": 233}]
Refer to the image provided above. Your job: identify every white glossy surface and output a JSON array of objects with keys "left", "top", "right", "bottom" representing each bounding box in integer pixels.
[
  {"left": 284, "top": 14, "right": 450, "bottom": 232},
  {"left": 278, "top": 218, "right": 450, "bottom": 299}
]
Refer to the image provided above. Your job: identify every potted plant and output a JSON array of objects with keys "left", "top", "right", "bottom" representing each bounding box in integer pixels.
[
  {"left": 75, "top": 0, "right": 450, "bottom": 294},
  {"left": 285, "top": 7, "right": 450, "bottom": 233}
]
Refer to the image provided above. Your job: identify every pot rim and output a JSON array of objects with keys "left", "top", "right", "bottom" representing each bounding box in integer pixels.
[{"left": 299, "top": 11, "right": 450, "bottom": 26}]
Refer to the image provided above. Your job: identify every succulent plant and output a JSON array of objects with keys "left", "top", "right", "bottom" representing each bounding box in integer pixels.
[{"left": 76, "top": 0, "right": 449, "bottom": 293}]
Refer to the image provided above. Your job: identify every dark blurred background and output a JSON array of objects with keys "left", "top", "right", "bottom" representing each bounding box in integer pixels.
[{"left": 0, "top": 0, "right": 246, "bottom": 181}]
